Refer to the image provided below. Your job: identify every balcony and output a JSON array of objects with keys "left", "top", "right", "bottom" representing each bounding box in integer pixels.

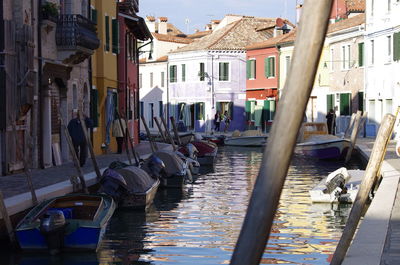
[
  {"left": 118, "top": 0, "right": 139, "bottom": 14},
  {"left": 56, "top": 14, "right": 100, "bottom": 65}
]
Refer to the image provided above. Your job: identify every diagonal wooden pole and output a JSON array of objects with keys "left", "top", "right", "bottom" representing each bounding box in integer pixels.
[
  {"left": 141, "top": 115, "right": 157, "bottom": 153},
  {"left": 123, "top": 115, "right": 140, "bottom": 166},
  {"left": 154, "top": 117, "right": 167, "bottom": 143},
  {"left": 170, "top": 116, "right": 182, "bottom": 146},
  {"left": 160, "top": 116, "right": 177, "bottom": 151},
  {"left": 345, "top": 111, "right": 362, "bottom": 163},
  {"left": 116, "top": 111, "right": 132, "bottom": 165},
  {"left": 0, "top": 190, "right": 16, "bottom": 244},
  {"left": 230, "top": 0, "right": 334, "bottom": 264}
]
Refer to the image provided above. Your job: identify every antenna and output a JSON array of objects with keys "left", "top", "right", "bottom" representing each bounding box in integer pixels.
[{"left": 185, "top": 18, "right": 190, "bottom": 34}]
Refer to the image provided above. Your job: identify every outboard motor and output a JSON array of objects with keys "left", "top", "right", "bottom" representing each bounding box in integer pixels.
[
  {"left": 186, "top": 143, "right": 199, "bottom": 160},
  {"left": 98, "top": 168, "right": 129, "bottom": 203},
  {"left": 145, "top": 155, "right": 166, "bottom": 179},
  {"left": 40, "top": 209, "right": 67, "bottom": 255}
]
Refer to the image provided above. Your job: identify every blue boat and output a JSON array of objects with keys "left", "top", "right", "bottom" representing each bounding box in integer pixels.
[{"left": 15, "top": 194, "right": 116, "bottom": 253}]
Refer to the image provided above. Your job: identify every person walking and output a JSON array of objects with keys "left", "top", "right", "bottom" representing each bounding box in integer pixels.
[
  {"left": 112, "top": 114, "right": 126, "bottom": 154},
  {"left": 223, "top": 111, "right": 231, "bottom": 133},
  {"left": 67, "top": 110, "right": 93, "bottom": 167},
  {"left": 326, "top": 109, "right": 336, "bottom": 135},
  {"left": 214, "top": 111, "right": 221, "bottom": 132}
]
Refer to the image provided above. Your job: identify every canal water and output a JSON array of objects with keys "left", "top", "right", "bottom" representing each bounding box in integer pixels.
[{"left": 1, "top": 146, "right": 362, "bottom": 265}]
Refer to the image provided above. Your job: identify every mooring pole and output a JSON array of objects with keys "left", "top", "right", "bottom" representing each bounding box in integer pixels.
[
  {"left": 154, "top": 117, "right": 167, "bottom": 143},
  {"left": 344, "top": 113, "right": 356, "bottom": 139},
  {"left": 331, "top": 113, "right": 396, "bottom": 265},
  {"left": 160, "top": 116, "right": 177, "bottom": 151},
  {"left": 123, "top": 115, "right": 140, "bottom": 165},
  {"left": 230, "top": 1, "right": 334, "bottom": 264},
  {"left": 170, "top": 116, "right": 182, "bottom": 146},
  {"left": 116, "top": 111, "right": 133, "bottom": 165},
  {"left": 0, "top": 190, "right": 16, "bottom": 244},
  {"left": 78, "top": 110, "right": 101, "bottom": 180},
  {"left": 344, "top": 111, "right": 362, "bottom": 163},
  {"left": 141, "top": 115, "right": 157, "bottom": 153}
]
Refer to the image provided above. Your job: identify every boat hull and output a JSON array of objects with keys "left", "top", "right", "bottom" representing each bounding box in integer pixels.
[
  {"left": 296, "top": 139, "right": 350, "bottom": 159},
  {"left": 120, "top": 179, "right": 160, "bottom": 209},
  {"left": 224, "top": 136, "right": 267, "bottom": 147}
]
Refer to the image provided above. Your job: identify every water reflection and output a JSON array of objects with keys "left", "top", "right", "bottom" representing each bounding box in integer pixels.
[{"left": 1, "top": 147, "right": 361, "bottom": 265}]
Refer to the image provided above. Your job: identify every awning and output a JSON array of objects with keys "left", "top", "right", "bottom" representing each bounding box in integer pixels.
[{"left": 119, "top": 12, "right": 152, "bottom": 41}]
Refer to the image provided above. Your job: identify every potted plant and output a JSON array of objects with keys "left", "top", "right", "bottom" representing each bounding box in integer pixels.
[{"left": 41, "top": 1, "right": 59, "bottom": 23}]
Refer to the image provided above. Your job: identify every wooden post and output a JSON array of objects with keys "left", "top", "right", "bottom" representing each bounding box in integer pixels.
[
  {"left": 331, "top": 113, "right": 396, "bottom": 265},
  {"left": 123, "top": 116, "right": 140, "bottom": 165},
  {"left": 0, "top": 191, "right": 16, "bottom": 244},
  {"left": 170, "top": 116, "right": 182, "bottom": 146},
  {"left": 59, "top": 113, "right": 89, "bottom": 194},
  {"left": 116, "top": 112, "right": 132, "bottom": 165},
  {"left": 230, "top": 0, "right": 334, "bottom": 264},
  {"left": 154, "top": 117, "right": 167, "bottom": 143},
  {"left": 344, "top": 113, "right": 356, "bottom": 139},
  {"left": 11, "top": 120, "right": 38, "bottom": 205},
  {"left": 140, "top": 116, "right": 157, "bottom": 153},
  {"left": 344, "top": 111, "right": 362, "bottom": 163},
  {"left": 78, "top": 111, "right": 101, "bottom": 180},
  {"left": 161, "top": 116, "right": 177, "bottom": 151}
]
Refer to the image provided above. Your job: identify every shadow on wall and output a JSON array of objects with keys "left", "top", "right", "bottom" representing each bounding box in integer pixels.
[{"left": 140, "top": 86, "right": 164, "bottom": 129}]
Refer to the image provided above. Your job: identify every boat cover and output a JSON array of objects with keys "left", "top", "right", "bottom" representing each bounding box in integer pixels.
[
  {"left": 154, "top": 150, "right": 185, "bottom": 177},
  {"left": 116, "top": 166, "right": 157, "bottom": 193}
]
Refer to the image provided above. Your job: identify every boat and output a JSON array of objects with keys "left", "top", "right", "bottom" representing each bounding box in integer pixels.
[
  {"left": 296, "top": 122, "right": 350, "bottom": 159},
  {"left": 99, "top": 161, "right": 161, "bottom": 210},
  {"left": 178, "top": 138, "right": 218, "bottom": 166},
  {"left": 309, "top": 167, "right": 365, "bottom": 203},
  {"left": 15, "top": 193, "right": 116, "bottom": 253},
  {"left": 202, "top": 134, "right": 226, "bottom": 146},
  {"left": 224, "top": 130, "right": 268, "bottom": 147}
]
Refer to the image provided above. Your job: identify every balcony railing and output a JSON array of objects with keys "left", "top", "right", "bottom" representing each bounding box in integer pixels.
[
  {"left": 56, "top": 14, "right": 100, "bottom": 53},
  {"left": 119, "top": 0, "right": 139, "bottom": 13}
]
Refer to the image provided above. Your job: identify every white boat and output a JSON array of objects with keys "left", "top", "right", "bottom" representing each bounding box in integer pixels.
[
  {"left": 224, "top": 130, "right": 268, "bottom": 147},
  {"left": 296, "top": 123, "right": 350, "bottom": 159},
  {"left": 309, "top": 167, "right": 365, "bottom": 203}
]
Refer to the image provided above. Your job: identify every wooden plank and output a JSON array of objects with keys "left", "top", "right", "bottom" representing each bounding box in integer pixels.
[
  {"left": 345, "top": 111, "right": 362, "bottom": 163},
  {"left": 230, "top": 1, "right": 334, "bottom": 264},
  {"left": 78, "top": 110, "right": 101, "bottom": 180},
  {"left": 160, "top": 116, "right": 177, "bottom": 151},
  {"left": 331, "top": 113, "right": 396, "bottom": 265},
  {"left": 0, "top": 190, "right": 16, "bottom": 244},
  {"left": 59, "top": 112, "right": 88, "bottom": 194},
  {"left": 169, "top": 116, "right": 182, "bottom": 146},
  {"left": 140, "top": 115, "right": 157, "bottom": 153}
]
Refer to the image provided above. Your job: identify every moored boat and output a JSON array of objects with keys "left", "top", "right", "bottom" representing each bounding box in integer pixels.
[
  {"left": 15, "top": 194, "right": 116, "bottom": 253},
  {"left": 224, "top": 130, "right": 268, "bottom": 147}
]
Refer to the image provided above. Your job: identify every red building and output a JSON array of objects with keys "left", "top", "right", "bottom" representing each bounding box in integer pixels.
[
  {"left": 244, "top": 30, "right": 293, "bottom": 132},
  {"left": 117, "top": 0, "right": 152, "bottom": 144},
  {"left": 330, "top": 0, "right": 365, "bottom": 21}
]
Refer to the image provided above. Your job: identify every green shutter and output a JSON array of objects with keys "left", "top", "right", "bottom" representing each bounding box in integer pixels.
[
  {"left": 246, "top": 60, "right": 251, "bottom": 79},
  {"left": 263, "top": 100, "right": 271, "bottom": 121},
  {"left": 112, "top": 19, "right": 119, "bottom": 54},
  {"left": 245, "top": 101, "right": 251, "bottom": 120},
  {"left": 394, "top": 32, "right": 400, "bottom": 61},
  {"left": 91, "top": 9, "right": 97, "bottom": 24},
  {"left": 182, "top": 64, "right": 186, "bottom": 82},
  {"left": 327, "top": 94, "right": 334, "bottom": 112},
  {"left": 340, "top": 93, "right": 351, "bottom": 116},
  {"left": 264, "top": 58, "right": 269, "bottom": 77},
  {"left": 358, "top": 42, "right": 364, "bottom": 66},
  {"left": 358, "top": 92, "right": 364, "bottom": 111},
  {"left": 270, "top": 57, "right": 275, "bottom": 77},
  {"left": 200, "top": 63, "right": 205, "bottom": 81},
  {"left": 90, "top": 89, "right": 98, "bottom": 127},
  {"left": 105, "top": 16, "right": 110, "bottom": 51},
  {"left": 216, "top": 102, "right": 221, "bottom": 112},
  {"left": 170, "top": 66, "right": 175, "bottom": 82}
]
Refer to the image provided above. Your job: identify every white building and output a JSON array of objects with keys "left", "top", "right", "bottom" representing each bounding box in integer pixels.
[
  {"left": 139, "top": 16, "right": 192, "bottom": 133},
  {"left": 364, "top": 0, "right": 400, "bottom": 136}
]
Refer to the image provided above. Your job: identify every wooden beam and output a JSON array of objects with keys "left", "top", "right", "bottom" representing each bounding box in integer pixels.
[
  {"left": 230, "top": 0, "right": 334, "bottom": 264},
  {"left": 331, "top": 113, "right": 396, "bottom": 265},
  {"left": 123, "top": 116, "right": 140, "bottom": 165},
  {"left": 345, "top": 111, "right": 362, "bottom": 163},
  {"left": 140, "top": 115, "right": 157, "bottom": 153},
  {"left": 116, "top": 112, "right": 132, "bottom": 165},
  {"left": 170, "top": 116, "right": 182, "bottom": 146},
  {"left": 160, "top": 116, "right": 177, "bottom": 151}
]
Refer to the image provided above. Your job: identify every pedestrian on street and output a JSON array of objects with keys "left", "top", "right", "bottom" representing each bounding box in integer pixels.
[
  {"left": 67, "top": 109, "right": 93, "bottom": 167},
  {"left": 214, "top": 111, "right": 221, "bottom": 132},
  {"left": 112, "top": 114, "right": 126, "bottom": 154},
  {"left": 326, "top": 109, "right": 336, "bottom": 135},
  {"left": 223, "top": 111, "right": 231, "bottom": 133}
]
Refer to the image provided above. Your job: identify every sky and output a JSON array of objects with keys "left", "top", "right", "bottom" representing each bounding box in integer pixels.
[{"left": 138, "top": 0, "right": 302, "bottom": 34}]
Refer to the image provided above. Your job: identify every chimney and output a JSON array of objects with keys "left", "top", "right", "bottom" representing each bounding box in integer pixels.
[
  {"left": 211, "top": 20, "right": 220, "bottom": 30},
  {"left": 296, "top": 4, "right": 303, "bottom": 25},
  {"left": 158, "top": 17, "right": 168, "bottom": 34},
  {"left": 146, "top": 16, "right": 156, "bottom": 32},
  {"left": 274, "top": 28, "right": 283, "bottom": 37}
]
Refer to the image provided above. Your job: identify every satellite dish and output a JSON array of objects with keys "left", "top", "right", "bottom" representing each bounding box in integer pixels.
[{"left": 276, "top": 18, "right": 285, "bottom": 28}]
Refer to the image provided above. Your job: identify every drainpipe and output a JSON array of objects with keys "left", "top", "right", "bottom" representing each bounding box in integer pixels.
[
  {"left": 0, "top": 0, "right": 4, "bottom": 175},
  {"left": 88, "top": 0, "right": 93, "bottom": 143},
  {"left": 166, "top": 61, "right": 169, "bottom": 128},
  {"left": 36, "top": 0, "right": 43, "bottom": 167}
]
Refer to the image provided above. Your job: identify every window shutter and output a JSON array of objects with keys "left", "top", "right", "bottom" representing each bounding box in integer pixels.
[
  {"left": 91, "top": 9, "right": 97, "bottom": 24},
  {"left": 264, "top": 58, "right": 269, "bottom": 77},
  {"left": 270, "top": 57, "right": 275, "bottom": 77},
  {"left": 246, "top": 60, "right": 251, "bottom": 79},
  {"left": 245, "top": 101, "right": 251, "bottom": 120},
  {"left": 394, "top": 32, "right": 400, "bottom": 61},
  {"left": 340, "top": 93, "right": 351, "bottom": 116},
  {"left": 112, "top": 19, "right": 119, "bottom": 54},
  {"left": 90, "top": 89, "right": 98, "bottom": 127},
  {"left": 170, "top": 65, "right": 175, "bottom": 82},
  {"left": 263, "top": 100, "right": 271, "bottom": 121},
  {"left": 327, "top": 94, "right": 334, "bottom": 112},
  {"left": 358, "top": 42, "right": 364, "bottom": 66},
  {"left": 358, "top": 92, "right": 364, "bottom": 111},
  {"left": 182, "top": 64, "right": 186, "bottom": 82},
  {"left": 105, "top": 16, "right": 110, "bottom": 51}
]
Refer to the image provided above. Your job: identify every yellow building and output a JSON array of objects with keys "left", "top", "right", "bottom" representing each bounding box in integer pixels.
[{"left": 91, "top": 0, "right": 119, "bottom": 154}]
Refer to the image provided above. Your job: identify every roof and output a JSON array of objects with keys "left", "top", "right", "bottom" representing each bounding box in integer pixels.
[
  {"left": 171, "top": 16, "right": 276, "bottom": 53},
  {"left": 327, "top": 13, "right": 365, "bottom": 34},
  {"left": 345, "top": 0, "right": 365, "bottom": 13},
  {"left": 140, "top": 55, "right": 168, "bottom": 64},
  {"left": 246, "top": 29, "right": 297, "bottom": 50},
  {"left": 187, "top": 30, "right": 212, "bottom": 39},
  {"left": 152, "top": 33, "right": 194, "bottom": 44}
]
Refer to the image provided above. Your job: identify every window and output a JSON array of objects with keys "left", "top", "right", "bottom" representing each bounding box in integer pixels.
[
  {"left": 371, "top": 0, "right": 374, "bottom": 16},
  {"left": 112, "top": 19, "right": 119, "bottom": 54},
  {"left": 199, "top": 62, "right": 205, "bottom": 81},
  {"left": 370, "top": 40, "right": 375, "bottom": 65},
  {"left": 181, "top": 64, "right": 186, "bottom": 82},
  {"left": 340, "top": 93, "right": 351, "bottom": 116},
  {"left": 140, "top": 101, "right": 144, "bottom": 117},
  {"left": 386, "top": 99, "right": 393, "bottom": 115},
  {"left": 369, "top": 99, "right": 375, "bottom": 123},
  {"left": 394, "top": 32, "right": 400, "bottom": 61},
  {"left": 161, "top": 72, "right": 165, "bottom": 87},
  {"left": 91, "top": 8, "right": 97, "bottom": 24},
  {"left": 170, "top": 65, "right": 177, "bottom": 83},
  {"left": 263, "top": 100, "right": 276, "bottom": 122},
  {"left": 387, "top": 35, "right": 392, "bottom": 61},
  {"left": 327, "top": 94, "right": 335, "bottom": 112},
  {"left": 105, "top": 16, "right": 110, "bottom": 51},
  {"left": 388, "top": 0, "right": 391, "bottom": 12},
  {"left": 347, "top": 45, "right": 351, "bottom": 68},
  {"left": 148, "top": 103, "right": 154, "bottom": 128},
  {"left": 246, "top": 59, "right": 256, "bottom": 79},
  {"left": 90, "top": 89, "right": 98, "bottom": 127},
  {"left": 285, "top": 56, "right": 291, "bottom": 76},
  {"left": 330, "top": 48, "right": 334, "bottom": 71},
  {"left": 341, "top": 46, "right": 346, "bottom": 69},
  {"left": 358, "top": 92, "right": 364, "bottom": 111},
  {"left": 265, "top": 57, "right": 275, "bottom": 78},
  {"left": 139, "top": 74, "right": 142, "bottom": 88},
  {"left": 150, "top": 72, "right": 153, "bottom": 87},
  {"left": 159, "top": 101, "right": 163, "bottom": 117},
  {"left": 216, "top": 102, "right": 233, "bottom": 120},
  {"left": 219, "top": 62, "right": 229, "bottom": 81},
  {"left": 195, "top": 102, "right": 205, "bottom": 120},
  {"left": 358, "top": 42, "right": 364, "bottom": 67}
]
